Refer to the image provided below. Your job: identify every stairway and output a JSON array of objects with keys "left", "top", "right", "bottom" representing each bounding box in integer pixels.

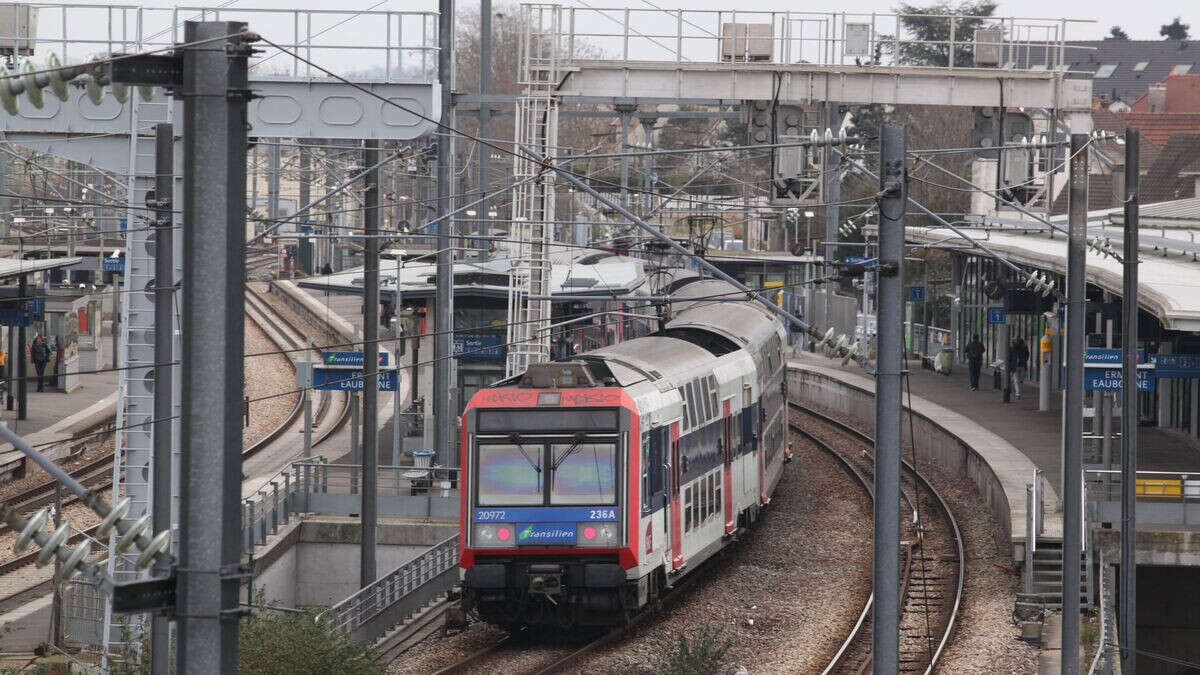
[
  {"left": 372, "top": 589, "right": 459, "bottom": 662},
  {"left": 1025, "top": 539, "right": 1092, "bottom": 611}
]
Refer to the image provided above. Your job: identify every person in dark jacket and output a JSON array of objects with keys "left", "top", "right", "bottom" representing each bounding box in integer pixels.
[
  {"left": 1008, "top": 337, "right": 1030, "bottom": 399},
  {"left": 31, "top": 334, "right": 50, "bottom": 392},
  {"left": 964, "top": 334, "right": 985, "bottom": 391}
]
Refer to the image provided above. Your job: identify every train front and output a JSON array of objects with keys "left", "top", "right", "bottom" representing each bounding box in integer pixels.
[{"left": 459, "top": 362, "right": 640, "bottom": 629}]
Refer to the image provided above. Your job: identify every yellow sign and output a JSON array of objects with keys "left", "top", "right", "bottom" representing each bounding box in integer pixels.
[
  {"left": 1040, "top": 335, "right": 1053, "bottom": 355},
  {"left": 764, "top": 280, "right": 784, "bottom": 307}
]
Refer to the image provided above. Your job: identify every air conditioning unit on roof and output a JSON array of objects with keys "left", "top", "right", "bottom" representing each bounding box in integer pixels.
[{"left": 721, "top": 23, "right": 773, "bottom": 63}]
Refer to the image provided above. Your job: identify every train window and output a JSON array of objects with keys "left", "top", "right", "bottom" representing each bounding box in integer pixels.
[
  {"left": 550, "top": 442, "right": 617, "bottom": 505},
  {"left": 715, "top": 474, "right": 722, "bottom": 519},
  {"left": 651, "top": 428, "right": 666, "bottom": 498},
  {"left": 699, "top": 476, "right": 707, "bottom": 521},
  {"left": 684, "top": 486, "right": 693, "bottom": 531},
  {"left": 708, "top": 474, "right": 715, "bottom": 517},
  {"left": 641, "top": 432, "right": 652, "bottom": 513},
  {"left": 476, "top": 444, "right": 544, "bottom": 506},
  {"left": 708, "top": 376, "right": 719, "bottom": 417},
  {"left": 701, "top": 380, "right": 713, "bottom": 421},
  {"left": 677, "top": 388, "right": 688, "bottom": 431},
  {"left": 686, "top": 384, "right": 698, "bottom": 429}
]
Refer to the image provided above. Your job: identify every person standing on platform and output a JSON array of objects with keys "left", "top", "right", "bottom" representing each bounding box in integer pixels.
[
  {"left": 1010, "top": 337, "right": 1030, "bottom": 399},
  {"left": 31, "top": 334, "right": 50, "bottom": 392},
  {"left": 965, "top": 334, "right": 985, "bottom": 391}
]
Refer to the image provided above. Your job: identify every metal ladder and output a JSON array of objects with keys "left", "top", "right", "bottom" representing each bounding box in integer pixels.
[{"left": 505, "top": 4, "right": 561, "bottom": 378}]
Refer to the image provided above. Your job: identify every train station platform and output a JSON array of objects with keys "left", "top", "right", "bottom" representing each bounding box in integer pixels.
[{"left": 0, "top": 368, "right": 118, "bottom": 474}]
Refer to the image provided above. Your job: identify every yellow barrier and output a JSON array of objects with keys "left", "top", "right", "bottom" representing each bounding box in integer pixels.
[{"left": 1136, "top": 478, "right": 1183, "bottom": 498}]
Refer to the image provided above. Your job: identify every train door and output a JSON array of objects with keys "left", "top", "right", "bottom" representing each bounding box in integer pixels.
[
  {"left": 669, "top": 422, "right": 683, "bottom": 570},
  {"left": 722, "top": 399, "right": 734, "bottom": 534}
]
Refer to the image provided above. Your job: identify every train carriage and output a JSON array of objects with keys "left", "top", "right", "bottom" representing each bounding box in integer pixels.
[{"left": 459, "top": 276, "right": 789, "bottom": 629}]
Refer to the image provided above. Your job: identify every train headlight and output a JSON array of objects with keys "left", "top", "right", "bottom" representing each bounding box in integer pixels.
[
  {"left": 576, "top": 522, "right": 618, "bottom": 547},
  {"left": 474, "top": 523, "right": 515, "bottom": 547}
]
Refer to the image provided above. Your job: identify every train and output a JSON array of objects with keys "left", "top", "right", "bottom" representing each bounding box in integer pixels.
[{"left": 458, "top": 273, "right": 790, "bottom": 629}]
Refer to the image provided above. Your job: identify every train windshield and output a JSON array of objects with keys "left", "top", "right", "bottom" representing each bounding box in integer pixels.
[
  {"left": 550, "top": 442, "right": 616, "bottom": 505},
  {"left": 477, "top": 443, "right": 544, "bottom": 506}
]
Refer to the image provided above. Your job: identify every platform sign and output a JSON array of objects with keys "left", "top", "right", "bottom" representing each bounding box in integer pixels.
[
  {"left": 1085, "top": 368, "right": 1154, "bottom": 392},
  {"left": 454, "top": 335, "right": 505, "bottom": 359},
  {"left": 1152, "top": 354, "right": 1200, "bottom": 379},
  {"left": 844, "top": 256, "right": 877, "bottom": 268},
  {"left": 0, "top": 308, "right": 31, "bottom": 326},
  {"left": 311, "top": 367, "right": 398, "bottom": 392},
  {"left": 987, "top": 306, "right": 1006, "bottom": 325},
  {"left": 1084, "top": 348, "right": 1145, "bottom": 366},
  {"left": 321, "top": 351, "right": 388, "bottom": 367},
  {"left": 25, "top": 298, "right": 43, "bottom": 320},
  {"left": 103, "top": 257, "right": 125, "bottom": 273},
  {"left": 908, "top": 286, "right": 926, "bottom": 302}
]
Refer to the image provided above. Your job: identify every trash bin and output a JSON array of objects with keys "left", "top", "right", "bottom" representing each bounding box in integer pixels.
[
  {"left": 992, "top": 362, "right": 1007, "bottom": 390},
  {"left": 934, "top": 347, "right": 953, "bottom": 375}
]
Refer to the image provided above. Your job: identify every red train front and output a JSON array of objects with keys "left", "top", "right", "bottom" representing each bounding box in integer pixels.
[{"left": 459, "top": 362, "right": 641, "bottom": 629}]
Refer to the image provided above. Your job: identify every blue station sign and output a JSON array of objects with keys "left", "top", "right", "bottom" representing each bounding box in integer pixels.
[
  {"left": 1085, "top": 368, "right": 1155, "bottom": 392},
  {"left": 1084, "top": 348, "right": 1146, "bottom": 365},
  {"left": 908, "top": 286, "right": 926, "bottom": 302},
  {"left": 987, "top": 306, "right": 1006, "bottom": 325},
  {"left": 311, "top": 368, "right": 398, "bottom": 391},
  {"left": 1151, "top": 354, "right": 1200, "bottom": 379},
  {"left": 454, "top": 335, "right": 505, "bottom": 359},
  {"left": 321, "top": 351, "right": 388, "bottom": 367}
]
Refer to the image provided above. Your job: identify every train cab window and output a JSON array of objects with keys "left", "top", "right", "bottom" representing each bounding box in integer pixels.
[
  {"left": 550, "top": 442, "right": 616, "bottom": 505},
  {"left": 476, "top": 444, "right": 544, "bottom": 506}
]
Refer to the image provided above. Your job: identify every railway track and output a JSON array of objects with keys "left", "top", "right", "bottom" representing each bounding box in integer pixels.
[
  {"left": 0, "top": 290, "right": 347, "bottom": 593},
  {"left": 244, "top": 286, "right": 351, "bottom": 450},
  {"left": 789, "top": 402, "right": 964, "bottom": 675}
]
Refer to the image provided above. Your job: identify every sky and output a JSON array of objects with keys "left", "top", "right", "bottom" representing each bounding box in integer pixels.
[{"left": 26, "top": 0, "right": 1200, "bottom": 76}]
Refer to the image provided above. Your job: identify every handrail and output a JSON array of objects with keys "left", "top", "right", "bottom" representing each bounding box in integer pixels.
[{"left": 317, "top": 535, "right": 459, "bottom": 636}]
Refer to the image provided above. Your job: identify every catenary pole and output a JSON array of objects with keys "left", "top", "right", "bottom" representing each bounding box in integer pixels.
[
  {"left": 361, "top": 140, "right": 381, "bottom": 587},
  {"left": 150, "top": 122, "right": 174, "bottom": 675},
  {"left": 1062, "top": 132, "right": 1089, "bottom": 675},
  {"left": 478, "top": 0, "right": 492, "bottom": 247},
  {"left": 1119, "top": 127, "right": 1139, "bottom": 674},
  {"left": 176, "top": 21, "right": 252, "bottom": 673},
  {"left": 434, "top": 0, "right": 456, "bottom": 468},
  {"left": 873, "top": 123, "right": 905, "bottom": 675},
  {"left": 824, "top": 100, "right": 841, "bottom": 331}
]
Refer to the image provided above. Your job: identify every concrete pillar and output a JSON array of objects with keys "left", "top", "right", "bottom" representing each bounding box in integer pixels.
[
  {"left": 1159, "top": 343, "right": 1172, "bottom": 428},
  {"left": 1192, "top": 379, "right": 1199, "bottom": 438},
  {"left": 951, "top": 254, "right": 964, "bottom": 361}
]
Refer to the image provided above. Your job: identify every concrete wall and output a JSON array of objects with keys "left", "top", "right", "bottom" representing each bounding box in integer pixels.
[
  {"left": 789, "top": 365, "right": 1022, "bottom": 559},
  {"left": 1093, "top": 528, "right": 1200, "bottom": 568},
  {"left": 251, "top": 517, "right": 458, "bottom": 609}
]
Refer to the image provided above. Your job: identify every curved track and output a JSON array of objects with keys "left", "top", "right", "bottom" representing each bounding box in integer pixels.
[{"left": 790, "top": 402, "right": 964, "bottom": 675}]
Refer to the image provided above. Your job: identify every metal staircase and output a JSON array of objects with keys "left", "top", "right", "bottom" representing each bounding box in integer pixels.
[
  {"left": 505, "top": 4, "right": 561, "bottom": 378},
  {"left": 1025, "top": 539, "right": 1092, "bottom": 610}
]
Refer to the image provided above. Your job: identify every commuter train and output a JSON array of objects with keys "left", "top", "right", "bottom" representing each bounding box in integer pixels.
[{"left": 458, "top": 274, "right": 789, "bottom": 629}]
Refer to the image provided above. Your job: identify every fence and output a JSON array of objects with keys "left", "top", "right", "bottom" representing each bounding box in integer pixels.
[
  {"left": 1085, "top": 469, "right": 1200, "bottom": 527},
  {"left": 317, "top": 535, "right": 459, "bottom": 643},
  {"left": 550, "top": 6, "right": 1087, "bottom": 70},
  {"left": 1087, "top": 552, "right": 1119, "bottom": 675},
  {"left": 241, "top": 459, "right": 460, "bottom": 554}
]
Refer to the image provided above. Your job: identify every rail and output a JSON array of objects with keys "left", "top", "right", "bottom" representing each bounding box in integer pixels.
[
  {"left": 5, "top": 5, "right": 438, "bottom": 82},
  {"left": 549, "top": 5, "right": 1089, "bottom": 71},
  {"left": 1087, "top": 550, "right": 1118, "bottom": 675},
  {"left": 318, "top": 535, "right": 459, "bottom": 642}
]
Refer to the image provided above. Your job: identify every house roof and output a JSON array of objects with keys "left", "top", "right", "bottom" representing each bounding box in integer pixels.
[
  {"left": 1090, "top": 108, "right": 1162, "bottom": 167},
  {"left": 1112, "top": 112, "right": 1200, "bottom": 146},
  {"left": 1140, "top": 133, "right": 1200, "bottom": 203},
  {"left": 1050, "top": 173, "right": 1117, "bottom": 215},
  {"left": 1017, "top": 40, "right": 1199, "bottom": 103}
]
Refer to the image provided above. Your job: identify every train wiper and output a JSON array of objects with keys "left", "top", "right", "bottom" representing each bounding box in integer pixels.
[
  {"left": 508, "top": 433, "right": 542, "bottom": 475},
  {"left": 552, "top": 433, "right": 589, "bottom": 471}
]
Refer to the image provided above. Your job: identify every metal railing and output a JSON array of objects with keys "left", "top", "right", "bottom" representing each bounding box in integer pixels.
[
  {"left": 6, "top": 5, "right": 438, "bottom": 82},
  {"left": 1088, "top": 551, "right": 1118, "bottom": 675},
  {"left": 1085, "top": 469, "right": 1200, "bottom": 527},
  {"left": 318, "top": 535, "right": 459, "bottom": 642},
  {"left": 549, "top": 5, "right": 1088, "bottom": 70},
  {"left": 240, "top": 459, "right": 460, "bottom": 555}
]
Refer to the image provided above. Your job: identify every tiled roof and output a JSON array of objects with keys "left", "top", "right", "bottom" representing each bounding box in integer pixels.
[
  {"left": 1091, "top": 109, "right": 1162, "bottom": 167},
  {"left": 1140, "top": 133, "right": 1200, "bottom": 204},
  {"left": 1050, "top": 173, "right": 1117, "bottom": 215},
  {"left": 1130, "top": 73, "right": 1200, "bottom": 111},
  {"left": 1016, "top": 40, "right": 1199, "bottom": 103},
  {"left": 1114, "top": 112, "right": 1200, "bottom": 146}
]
